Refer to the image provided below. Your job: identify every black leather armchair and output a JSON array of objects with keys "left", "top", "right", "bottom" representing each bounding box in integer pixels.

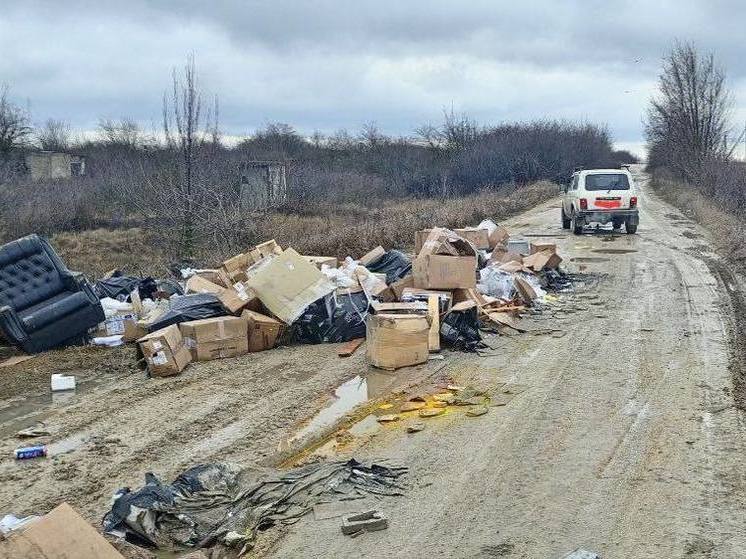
[{"left": 0, "top": 234, "right": 104, "bottom": 353}]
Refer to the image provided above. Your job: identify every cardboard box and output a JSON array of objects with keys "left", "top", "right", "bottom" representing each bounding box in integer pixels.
[
  {"left": 413, "top": 254, "right": 476, "bottom": 289},
  {"left": 390, "top": 275, "right": 414, "bottom": 300},
  {"left": 303, "top": 255, "right": 338, "bottom": 269},
  {"left": 486, "top": 225, "right": 510, "bottom": 249},
  {"left": 415, "top": 228, "right": 490, "bottom": 253},
  {"left": 366, "top": 313, "right": 430, "bottom": 370},
  {"left": 529, "top": 241, "right": 557, "bottom": 255},
  {"left": 359, "top": 246, "right": 386, "bottom": 267},
  {"left": 246, "top": 248, "right": 335, "bottom": 324},
  {"left": 514, "top": 276, "right": 538, "bottom": 303},
  {"left": 523, "top": 250, "right": 562, "bottom": 272},
  {"left": 179, "top": 316, "right": 248, "bottom": 361},
  {"left": 0, "top": 502, "right": 124, "bottom": 559},
  {"left": 222, "top": 252, "right": 252, "bottom": 283},
  {"left": 417, "top": 228, "right": 477, "bottom": 258},
  {"left": 97, "top": 311, "right": 137, "bottom": 337},
  {"left": 137, "top": 325, "right": 191, "bottom": 377},
  {"left": 185, "top": 274, "right": 256, "bottom": 314},
  {"left": 242, "top": 310, "right": 285, "bottom": 352}
]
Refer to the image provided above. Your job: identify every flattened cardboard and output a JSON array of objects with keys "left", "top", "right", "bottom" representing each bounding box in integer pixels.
[
  {"left": 413, "top": 254, "right": 476, "bottom": 290},
  {"left": 366, "top": 313, "right": 430, "bottom": 370},
  {"left": 245, "top": 247, "right": 335, "bottom": 324},
  {"left": 427, "top": 294, "right": 440, "bottom": 352},
  {"left": 514, "top": 276, "right": 538, "bottom": 304},
  {"left": 137, "top": 325, "right": 191, "bottom": 377},
  {"left": 0, "top": 502, "right": 124, "bottom": 559},
  {"left": 242, "top": 309, "right": 285, "bottom": 352},
  {"left": 179, "top": 316, "right": 248, "bottom": 361}
]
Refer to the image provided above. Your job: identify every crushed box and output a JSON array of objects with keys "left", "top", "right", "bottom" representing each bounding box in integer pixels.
[
  {"left": 242, "top": 309, "right": 285, "bottom": 352},
  {"left": 137, "top": 325, "right": 191, "bottom": 377},
  {"left": 185, "top": 274, "right": 256, "bottom": 314}
]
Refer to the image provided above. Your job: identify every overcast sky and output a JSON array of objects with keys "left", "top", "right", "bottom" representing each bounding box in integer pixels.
[{"left": 3, "top": 1, "right": 746, "bottom": 157}]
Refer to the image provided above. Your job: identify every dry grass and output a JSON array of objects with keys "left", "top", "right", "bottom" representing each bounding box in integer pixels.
[
  {"left": 45, "top": 181, "right": 557, "bottom": 278},
  {"left": 651, "top": 176, "right": 746, "bottom": 270}
]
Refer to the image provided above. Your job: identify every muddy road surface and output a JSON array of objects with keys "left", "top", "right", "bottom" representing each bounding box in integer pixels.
[{"left": 1, "top": 169, "right": 745, "bottom": 558}]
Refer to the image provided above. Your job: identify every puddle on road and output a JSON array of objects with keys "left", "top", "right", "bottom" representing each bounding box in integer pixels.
[
  {"left": 288, "top": 371, "right": 398, "bottom": 444},
  {"left": 590, "top": 248, "right": 638, "bottom": 255}
]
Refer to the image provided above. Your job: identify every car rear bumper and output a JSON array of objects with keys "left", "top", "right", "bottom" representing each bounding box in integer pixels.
[{"left": 576, "top": 209, "right": 639, "bottom": 225}]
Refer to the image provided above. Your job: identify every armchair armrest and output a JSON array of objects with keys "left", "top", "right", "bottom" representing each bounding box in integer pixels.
[
  {"left": 0, "top": 305, "right": 28, "bottom": 346},
  {"left": 62, "top": 273, "right": 99, "bottom": 304}
]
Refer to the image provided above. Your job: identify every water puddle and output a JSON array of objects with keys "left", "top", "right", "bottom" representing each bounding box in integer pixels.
[
  {"left": 47, "top": 431, "right": 89, "bottom": 455},
  {"left": 289, "top": 371, "right": 397, "bottom": 443},
  {"left": 590, "top": 248, "right": 638, "bottom": 255}
]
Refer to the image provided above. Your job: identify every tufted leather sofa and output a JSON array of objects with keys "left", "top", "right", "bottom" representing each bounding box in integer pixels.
[{"left": 0, "top": 234, "right": 104, "bottom": 353}]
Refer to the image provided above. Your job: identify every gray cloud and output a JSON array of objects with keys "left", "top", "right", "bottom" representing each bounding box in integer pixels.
[{"left": 3, "top": 1, "right": 746, "bottom": 155}]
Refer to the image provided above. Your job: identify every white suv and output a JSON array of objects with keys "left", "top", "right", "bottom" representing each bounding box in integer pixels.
[{"left": 561, "top": 168, "right": 639, "bottom": 234}]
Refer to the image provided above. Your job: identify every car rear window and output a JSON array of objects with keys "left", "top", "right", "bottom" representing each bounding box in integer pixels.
[{"left": 584, "top": 173, "right": 630, "bottom": 190}]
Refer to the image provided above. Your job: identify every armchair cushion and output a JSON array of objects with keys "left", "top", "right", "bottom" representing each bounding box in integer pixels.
[{"left": 20, "top": 291, "right": 90, "bottom": 333}]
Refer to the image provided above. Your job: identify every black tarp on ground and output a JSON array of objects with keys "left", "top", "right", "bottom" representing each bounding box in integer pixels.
[
  {"left": 365, "top": 250, "right": 411, "bottom": 284},
  {"left": 291, "top": 291, "right": 369, "bottom": 343},
  {"left": 103, "top": 459, "right": 407, "bottom": 553},
  {"left": 147, "top": 293, "right": 226, "bottom": 331}
]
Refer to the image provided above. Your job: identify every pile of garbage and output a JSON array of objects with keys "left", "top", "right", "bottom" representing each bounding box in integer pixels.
[{"left": 1, "top": 222, "right": 570, "bottom": 376}]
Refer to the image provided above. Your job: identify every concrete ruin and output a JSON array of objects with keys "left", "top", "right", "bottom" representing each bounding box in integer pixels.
[
  {"left": 25, "top": 151, "right": 86, "bottom": 181},
  {"left": 238, "top": 160, "right": 288, "bottom": 209}
]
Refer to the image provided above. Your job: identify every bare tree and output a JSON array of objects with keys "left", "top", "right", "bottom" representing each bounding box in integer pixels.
[
  {"left": 645, "top": 41, "right": 732, "bottom": 182},
  {"left": 36, "top": 119, "right": 71, "bottom": 151},
  {"left": 98, "top": 117, "right": 143, "bottom": 148},
  {"left": 0, "top": 85, "right": 32, "bottom": 155}
]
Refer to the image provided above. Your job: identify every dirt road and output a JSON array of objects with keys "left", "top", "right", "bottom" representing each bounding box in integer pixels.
[
  {"left": 1, "top": 169, "right": 745, "bottom": 558},
  {"left": 264, "top": 169, "right": 746, "bottom": 558}
]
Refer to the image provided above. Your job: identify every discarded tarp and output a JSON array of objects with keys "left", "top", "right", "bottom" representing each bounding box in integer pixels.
[
  {"left": 440, "top": 302, "right": 483, "bottom": 352},
  {"left": 103, "top": 459, "right": 407, "bottom": 553},
  {"left": 147, "top": 294, "right": 226, "bottom": 332},
  {"left": 365, "top": 250, "right": 412, "bottom": 284},
  {"left": 95, "top": 274, "right": 182, "bottom": 302},
  {"left": 292, "top": 291, "right": 370, "bottom": 343}
]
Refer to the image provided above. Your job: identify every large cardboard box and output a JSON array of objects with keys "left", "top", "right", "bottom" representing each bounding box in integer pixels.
[
  {"left": 246, "top": 247, "right": 335, "bottom": 324},
  {"left": 137, "top": 325, "right": 191, "bottom": 377},
  {"left": 415, "top": 228, "right": 490, "bottom": 253},
  {"left": 179, "top": 316, "right": 248, "bottom": 361},
  {"left": 366, "top": 313, "right": 430, "bottom": 370},
  {"left": 242, "top": 309, "right": 285, "bottom": 352},
  {"left": 0, "top": 502, "right": 124, "bottom": 559},
  {"left": 413, "top": 254, "right": 476, "bottom": 289},
  {"left": 185, "top": 274, "right": 256, "bottom": 314},
  {"left": 529, "top": 241, "right": 557, "bottom": 255}
]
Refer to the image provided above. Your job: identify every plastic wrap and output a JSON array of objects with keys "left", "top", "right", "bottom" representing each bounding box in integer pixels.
[
  {"left": 365, "top": 250, "right": 412, "bottom": 284},
  {"left": 477, "top": 267, "right": 515, "bottom": 300},
  {"left": 147, "top": 293, "right": 227, "bottom": 332},
  {"left": 291, "top": 291, "right": 369, "bottom": 343},
  {"left": 440, "top": 305, "right": 483, "bottom": 351}
]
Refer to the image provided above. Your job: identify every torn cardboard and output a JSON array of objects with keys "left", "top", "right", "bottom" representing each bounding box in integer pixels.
[
  {"left": 0, "top": 502, "right": 124, "bottom": 559},
  {"left": 185, "top": 274, "right": 256, "bottom": 314},
  {"left": 415, "top": 228, "right": 490, "bottom": 252}
]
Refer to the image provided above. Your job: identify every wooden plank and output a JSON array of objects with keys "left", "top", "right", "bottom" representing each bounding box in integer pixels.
[
  {"left": 338, "top": 337, "right": 365, "bottom": 357},
  {"left": 427, "top": 294, "right": 440, "bottom": 352}
]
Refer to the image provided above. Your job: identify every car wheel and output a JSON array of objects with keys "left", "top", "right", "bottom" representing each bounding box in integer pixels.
[
  {"left": 612, "top": 218, "right": 623, "bottom": 229},
  {"left": 571, "top": 214, "right": 583, "bottom": 235},
  {"left": 561, "top": 208, "right": 571, "bottom": 229},
  {"left": 626, "top": 221, "right": 638, "bottom": 234}
]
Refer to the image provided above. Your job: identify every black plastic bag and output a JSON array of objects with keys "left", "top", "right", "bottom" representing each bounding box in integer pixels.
[
  {"left": 440, "top": 305, "right": 483, "bottom": 352},
  {"left": 292, "top": 291, "right": 369, "bottom": 343},
  {"left": 365, "top": 250, "right": 412, "bottom": 284},
  {"left": 148, "top": 293, "right": 227, "bottom": 331},
  {"left": 94, "top": 274, "right": 171, "bottom": 302}
]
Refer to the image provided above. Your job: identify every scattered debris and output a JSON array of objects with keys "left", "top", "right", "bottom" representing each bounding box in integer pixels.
[
  {"left": 0, "top": 355, "right": 35, "bottom": 368},
  {"left": 14, "top": 445, "right": 47, "bottom": 460},
  {"left": 561, "top": 549, "right": 601, "bottom": 559},
  {"left": 466, "top": 405, "right": 489, "bottom": 417},
  {"left": 377, "top": 414, "right": 400, "bottom": 422},
  {"left": 406, "top": 422, "right": 425, "bottom": 433},
  {"left": 16, "top": 424, "right": 51, "bottom": 439},
  {"left": 341, "top": 510, "right": 389, "bottom": 535},
  {"left": 50, "top": 373, "right": 76, "bottom": 392},
  {"left": 419, "top": 408, "right": 445, "bottom": 418},
  {"left": 103, "top": 460, "right": 407, "bottom": 553},
  {"left": 338, "top": 337, "right": 365, "bottom": 357}
]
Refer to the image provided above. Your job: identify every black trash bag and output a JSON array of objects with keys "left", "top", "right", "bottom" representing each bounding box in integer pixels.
[
  {"left": 440, "top": 305, "right": 484, "bottom": 352},
  {"left": 291, "top": 291, "right": 369, "bottom": 343},
  {"left": 148, "top": 294, "right": 226, "bottom": 331},
  {"left": 365, "top": 250, "right": 412, "bottom": 284},
  {"left": 94, "top": 274, "right": 162, "bottom": 301},
  {"left": 103, "top": 459, "right": 407, "bottom": 553}
]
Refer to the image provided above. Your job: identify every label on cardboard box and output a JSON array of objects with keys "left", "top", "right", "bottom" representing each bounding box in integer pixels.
[
  {"left": 151, "top": 352, "right": 168, "bottom": 366},
  {"left": 151, "top": 341, "right": 163, "bottom": 351}
]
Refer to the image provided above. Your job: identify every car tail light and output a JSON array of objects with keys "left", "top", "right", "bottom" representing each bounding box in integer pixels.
[
  {"left": 630, "top": 196, "right": 638, "bottom": 208},
  {"left": 579, "top": 198, "right": 588, "bottom": 210}
]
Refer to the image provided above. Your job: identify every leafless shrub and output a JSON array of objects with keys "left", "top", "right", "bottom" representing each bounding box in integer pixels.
[
  {"left": 0, "top": 85, "right": 31, "bottom": 155},
  {"left": 36, "top": 119, "right": 71, "bottom": 151}
]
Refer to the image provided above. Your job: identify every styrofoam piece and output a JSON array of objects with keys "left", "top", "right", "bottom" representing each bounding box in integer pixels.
[{"left": 50, "top": 373, "right": 76, "bottom": 392}]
